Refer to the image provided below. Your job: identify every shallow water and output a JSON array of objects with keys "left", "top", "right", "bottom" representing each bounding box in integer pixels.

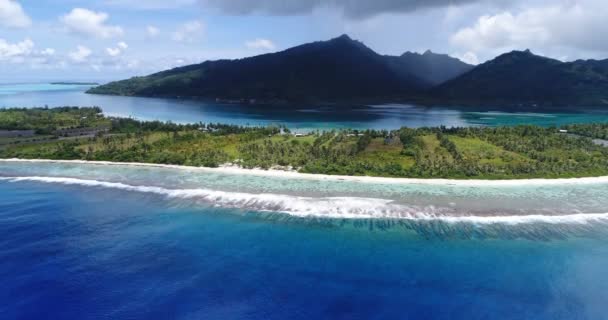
[
  {"left": 2, "top": 83, "right": 608, "bottom": 129},
  {"left": 2, "top": 160, "right": 608, "bottom": 236},
  {"left": 1, "top": 171, "right": 608, "bottom": 319}
]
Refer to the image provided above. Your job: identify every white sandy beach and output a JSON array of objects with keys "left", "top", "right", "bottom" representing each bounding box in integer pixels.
[{"left": 2, "top": 158, "right": 608, "bottom": 187}]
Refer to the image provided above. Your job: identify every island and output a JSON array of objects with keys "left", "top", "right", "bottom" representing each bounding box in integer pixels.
[
  {"left": 2, "top": 107, "right": 608, "bottom": 179},
  {"left": 87, "top": 35, "right": 608, "bottom": 108},
  {"left": 51, "top": 82, "right": 99, "bottom": 85}
]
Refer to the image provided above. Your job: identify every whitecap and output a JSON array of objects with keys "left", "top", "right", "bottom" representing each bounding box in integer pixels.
[{"left": 3, "top": 176, "right": 608, "bottom": 225}]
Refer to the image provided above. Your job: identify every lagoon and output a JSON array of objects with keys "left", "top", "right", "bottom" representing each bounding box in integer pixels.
[{"left": 2, "top": 83, "right": 608, "bottom": 130}]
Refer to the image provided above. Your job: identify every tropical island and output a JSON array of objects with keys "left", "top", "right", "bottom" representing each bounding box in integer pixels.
[
  {"left": 87, "top": 34, "right": 608, "bottom": 108},
  {"left": 2, "top": 107, "right": 608, "bottom": 180},
  {"left": 51, "top": 82, "right": 99, "bottom": 85}
]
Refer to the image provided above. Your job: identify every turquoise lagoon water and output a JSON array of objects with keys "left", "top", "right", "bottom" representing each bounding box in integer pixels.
[
  {"left": 2, "top": 83, "right": 608, "bottom": 129},
  {"left": 1, "top": 161, "right": 608, "bottom": 319}
]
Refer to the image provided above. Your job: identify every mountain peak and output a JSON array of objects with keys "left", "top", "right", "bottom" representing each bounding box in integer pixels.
[
  {"left": 507, "top": 49, "right": 536, "bottom": 57},
  {"left": 333, "top": 34, "right": 354, "bottom": 42},
  {"left": 488, "top": 49, "right": 549, "bottom": 64}
]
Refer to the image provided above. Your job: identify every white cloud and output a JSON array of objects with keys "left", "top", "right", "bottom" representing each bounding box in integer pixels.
[
  {"left": 105, "top": 42, "right": 128, "bottom": 57},
  {"left": 69, "top": 45, "right": 92, "bottom": 63},
  {"left": 0, "top": 38, "right": 60, "bottom": 67},
  {"left": 172, "top": 20, "right": 204, "bottom": 42},
  {"left": 126, "top": 59, "right": 140, "bottom": 69},
  {"left": 450, "top": 1, "right": 608, "bottom": 56},
  {"left": 0, "top": 38, "right": 34, "bottom": 60},
  {"left": 0, "top": 0, "right": 31, "bottom": 28},
  {"left": 453, "top": 51, "right": 479, "bottom": 65},
  {"left": 61, "top": 8, "right": 124, "bottom": 38},
  {"left": 41, "top": 48, "right": 55, "bottom": 56},
  {"left": 147, "top": 26, "right": 160, "bottom": 37},
  {"left": 106, "top": 47, "right": 121, "bottom": 57},
  {"left": 245, "top": 38, "right": 276, "bottom": 51}
]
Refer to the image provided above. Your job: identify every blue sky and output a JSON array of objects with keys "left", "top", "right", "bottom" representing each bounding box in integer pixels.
[{"left": 1, "top": 0, "right": 607, "bottom": 82}]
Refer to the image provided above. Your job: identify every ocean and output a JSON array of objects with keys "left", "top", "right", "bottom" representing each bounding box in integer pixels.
[{"left": 1, "top": 161, "right": 608, "bottom": 319}]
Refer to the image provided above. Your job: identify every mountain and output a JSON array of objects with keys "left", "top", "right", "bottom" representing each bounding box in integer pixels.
[
  {"left": 386, "top": 50, "right": 473, "bottom": 86},
  {"left": 435, "top": 50, "right": 608, "bottom": 107},
  {"left": 88, "top": 35, "right": 431, "bottom": 102},
  {"left": 92, "top": 36, "right": 608, "bottom": 108}
]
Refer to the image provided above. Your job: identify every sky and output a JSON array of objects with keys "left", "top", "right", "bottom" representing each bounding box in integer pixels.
[{"left": 1, "top": 0, "right": 607, "bottom": 82}]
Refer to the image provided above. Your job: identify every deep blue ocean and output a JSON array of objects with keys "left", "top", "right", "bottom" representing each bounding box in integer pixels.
[
  {"left": 2, "top": 176, "right": 608, "bottom": 319},
  {"left": 2, "top": 83, "right": 608, "bottom": 319}
]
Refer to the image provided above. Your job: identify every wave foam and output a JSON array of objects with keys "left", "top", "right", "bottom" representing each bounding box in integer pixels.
[
  {"left": 3, "top": 158, "right": 608, "bottom": 186},
  {"left": 3, "top": 176, "right": 608, "bottom": 225}
]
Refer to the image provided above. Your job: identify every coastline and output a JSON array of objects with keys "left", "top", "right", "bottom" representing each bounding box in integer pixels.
[{"left": 3, "top": 158, "right": 608, "bottom": 186}]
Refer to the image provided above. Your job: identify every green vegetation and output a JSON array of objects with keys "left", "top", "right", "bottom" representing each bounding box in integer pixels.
[
  {"left": 0, "top": 107, "right": 110, "bottom": 134},
  {"left": 2, "top": 107, "right": 608, "bottom": 179},
  {"left": 88, "top": 35, "right": 608, "bottom": 107},
  {"left": 564, "top": 123, "right": 608, "bottom": 140},
  {"left": 436, "top": 50, "right": 608, "bottom": 107}
]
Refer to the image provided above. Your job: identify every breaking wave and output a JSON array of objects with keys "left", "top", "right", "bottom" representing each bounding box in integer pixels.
[{"left": 2, "top": 176, "right": 608, "bottom": 225}]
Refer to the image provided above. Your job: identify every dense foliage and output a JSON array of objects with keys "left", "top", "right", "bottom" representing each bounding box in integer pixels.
[
  {"left": 0, "top": 107, "right": 109, "bottom": 134},
  {"left": 2, "top": 108, "right": 608, "bottom": 179},
  {"left": 564, "top": 123, "right": 608, "bottom": 140}
]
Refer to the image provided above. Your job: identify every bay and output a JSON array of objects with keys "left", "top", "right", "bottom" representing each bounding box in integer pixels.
[{"left": 2, "top": 83, "right": 608, "bottom": 129}]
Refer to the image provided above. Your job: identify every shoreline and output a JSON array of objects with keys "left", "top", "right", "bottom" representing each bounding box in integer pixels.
[{"left": 2, "top": 158, "right": 608, "bottom": 186}]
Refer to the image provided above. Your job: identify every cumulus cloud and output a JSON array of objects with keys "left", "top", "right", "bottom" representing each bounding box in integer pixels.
[
  {"left": 41, "top": 48, "right": 55, "bottom": 56},
  {"left": 0, "top": 0, "right": 31, "bottom": 28},
  {"left": 0, "top": 38, "right": 59, "bottom": 67},
  {"left": 147, "top": 25, "right": 160, "bottom": 37},
  {"left": 105, "top": 42, "right": 128, "bottom": 57},
  {"left": 69, "top": 45, "right": 92, "bottom": 63},
  {"left": 452, "top": 51, "right": 480, "bottom": 65},
  {"left": 106, "top": 47, "right": 121, "bottom": 57},
  {"left": 0, "top": 38, "right": 34, "bottom": 61},
  {"left": 198, "top": 0, "right": 486, "bottom": 19},
  {"left": 245, "top": 38, "right": 276, "bottom": 50},
  {"left": 172, "top": 20, "right": 204, "bottom": 42},
  {"left": 451, "top": 1, "right": 608, "bottom": 55},
  {"left": 61, "top": 8, "right": 124, "bottom": 38}
]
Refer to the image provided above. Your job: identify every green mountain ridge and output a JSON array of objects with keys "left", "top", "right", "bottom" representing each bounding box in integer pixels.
[
  {"left": 435, "top": 50, "right": 608, "bottom": 107},
  {"left": 89, "top": 35, "right": 433, "bottom": 102},
  {"left": 386, "top": 50, "right": 474, "bottom": 86},
  {"left": 88, "top": 35, "right": 471, "bottom": 102},
  {"left": 88, "top": 36, "right": 608, "bottom": 108}
]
